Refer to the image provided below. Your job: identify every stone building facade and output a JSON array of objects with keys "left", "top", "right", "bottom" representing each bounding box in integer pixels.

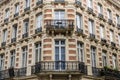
[{"left": 0, "top": 0, "right": 120, "bottom": 80}]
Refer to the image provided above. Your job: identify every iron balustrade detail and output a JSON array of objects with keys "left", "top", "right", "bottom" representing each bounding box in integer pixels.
[
  {"left": 11, "top": 38, "right": 16, "bottom": 43},
  {"left": 14, "top": 13, "right": 19, "bottom": 17},
  {"left": 22, "top": 32, "right": 28, "bottom": 38},
  {"left": 46, "top": 19, "right": 74, "bottom": 32},
  {"left": 101, "top": 38, "right": 107, "bottom": 44},
  {"left": 35, "top": 27, "right": 42, "bottom": 34},
  {"left": 0, "top": 68, "right": 18, "bottom": 79},
  {"left": 89, "top": 33, "right": 95, "bottom": 39},
  {"left": 92, "top": 67, "right": 102, "bottom": 77},
  {"left": 31, "top": 61, "right": 87, "bottom": 74},
  {"left": 1, "top": 42, "right": 6, "bottom": 47},
  {"left": 76, "top": 28, "right": 83, "bottom": 34},
  {"left": 17, "top": 67, "right": 27, "bottom": 77},
  {"left": 98, "top": 13, "right": 104, "bottom": 19},
  {"left": 54, "top": 0, "right": 65, "bottom": 3},
  {"left": 36, "top": 0, "right": 43, "bottom": 6},
  {"left": 24, "top": 7, "right": 30, "bottom": 12},
  {"left": 4, "top": 18, "right": 9, "bottom": 23},
  {"left": 111, "top": 42, "right": 116, "bottom": 47},
  {"left": 117, "top": 24, "right": 120, "bottom": 28},
  {"left": 87, "top": 7, "right": 93, "bottom": 14},
  {"left": 101, "top": 68, "right": 120, "bottom": 79},
  {"left": 108, "top": 19, "right": 113, "bottom": 25},
  {"left": 75, "top": 0, "right": 81, "bottom": 7}
]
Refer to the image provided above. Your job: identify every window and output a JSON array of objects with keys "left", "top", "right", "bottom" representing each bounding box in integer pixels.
[
  {"left": 110, "top": 30, "right": 114, "bottom": 42},
  {"left": 112, "top": 54, "right": 117, "bottom": 69},
  {"left": 36, "top": 14, "right": 42, "bottom": 28},
  {"left": 0, "top": 54, "right": 4, "bottom": 70},
  {"left": 76, "top": 14, "right": 82, "bottom": 29},
  {"left": 54, "top": 10, "right": 65, "bottom": 19},
  {"left": 2, "top": 29, "right": 7, "bottom": 42},
  {"left": 10, "top": 50, "right": 15, "bottom": 67},
  {"left": 119, "top": 34, "right": 120, "bottom": 46},
  {"left": 91, "top": 46, "right": 96, "bottom": 67},
  {"left": 35, "top": 42, "right": 41, "bottom": 63},
  {"left": 102, "top": 51, "right": 107, "bottom": 67},
  {"left": 107, "top": 9, "right": 112, "bottom": 19},
  {"left": 22, "top": 47, "right": 27, "bottom": 67},
  {"left": 87, "top": 0, "right": 92, "bottom": 8},
  {"left": 116, "top": 15, "right": 120, "bottom": 24},
  {"left": 12, "top": 25, "right": 17, "bottom": 38},
  {"left": 25, "top": 0, "right": 30, "bottom": 8},
  {"left": 77, "top": 42, "right": 84, "bottom": 62},
  {"left": 23, "top": 20, "right": 29, "bottom": 33},
  {"left": 5, "top": 8, "right": 9, "bottom": 19},
  {"left": 15, "top": 3, "right": 19, "bottom": 13},
  {"left": 55, "top": 40, "right": 65, "bottom": 70},
  {"left": 100, "top": 25, "right": 104, "bottom": 38},
  {"left": 98, "top": 3, "right": 102, "bottom": 14},
  {"left": 89, "top": 19, "right": 94, "bottom": 34}
]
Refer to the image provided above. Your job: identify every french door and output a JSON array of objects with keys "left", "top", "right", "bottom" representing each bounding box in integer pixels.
[{"left": 55, "top": 40, "right": 65, "bottom": 70}]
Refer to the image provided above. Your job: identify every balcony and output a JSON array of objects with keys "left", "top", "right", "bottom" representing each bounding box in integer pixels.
[
  {"left": 108, "top": 19, "right": 113, "bottom": 25},
  {"left": 101, "top": 38, "right": 107, "bottom": 45},
  {"left": 4, "top": 18, "right": 9, "bottom": 23},
  {"left": 24, "top": 7, "right": 30, "bottom": 12},
  {"left": 11, "top": 38, "right": 16, "bottom": 43},
  {"left": 98, "top": 13, "right": 104, "bottom": 20},
  {"left": 36, "top": 0, "right": 43, "bottom": 6},
  {"left": 111, "top": 42, "right": 116, "bottom": 47},
  {"left": 75, "top": 0, "right": 81, "bottom": 7},
  {"left": 1, "top": 42, "right": 6, "bottom": 47},
  {"left": 101, "top": 67, "right": 120, "bottom": 79},
  {"left": 17, "top": 67, "right": 27, "bottom": 77},
  {"left": 22, "top": 32, "right": 28, "bottom": 38},
  {"left": 31, "top": 61, "right": 87, "bottom": 74},
  {"left": 14, "top": 13, "right": 19, "bottom": 17},
  {"left": 0, "top": 68, "right": 18, "bottom": 79},
  {"left": 89, "top": 33, "right": 95, "bottom": 39},
  {"left": 87, "top": 7, "right": 95, "bottom": 16},
  {"left": 117, "top": 24, "right": 120, "bottom": 29},
  {"left": 92, "top": 67, "right": 102, "bottom": 77},
  {"left": 54, "top": 0, "right": 65, "bottom": 3},
  {"left": 35, "top": 27, "right": 42, "bottom": 34},
  {"left": 46, "top": 19, "right": 74, "bottom": 34}
]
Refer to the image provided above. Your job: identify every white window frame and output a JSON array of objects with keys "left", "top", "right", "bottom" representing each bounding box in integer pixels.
[
  {"left": 112, "top": 54, "right": 117, "bottom": 69},
  {"left": 119, "top": 34, "right": 120, "bottom": 46},
  {"left": 54, "top": 10, "right": 65, "bottom": 20},
  {"left": 77, "top": 42, "right": 84, "bottom": 62},
  {"left": 10, "top": 50, "right": 16, "bottom": 67},
  {"left": 107, "top": 9, "right": 112, "bottom": 19},
  {"left": 110, "top": 30, "right": 113, "bottom": 42},
  {"left": 23, "top": 20, "right": 29, "bottom": 33},
  {"left": 100, "top": 25, "right": 104, "bottom": 38},
  {"left": 22, "top": 47, "right": 27, "bottom": 67},
  {"left": 3, "top": 29, "right": 7, "bottom": 42},
  {"left": 116, "top": 15, "right": 120, "bottom": 24},
  {"left": 15, "top": 4, "right": 19, "bottom": 13},
  {"left": 5, "top": 9, "right": 9, "bottom": 19},
  {"left": 36, "top": 14, "right": 42, "bottom": 28},
  {"left": 87, "top": 0, "right": 93, "bottom": 8},
  {"left": 89, "top": 19, "right": 94, "bottom": 34},
  {"left": 0, "top": 54, "right": 4, "bottom": 71},
  {"left": 76, "top": 14, "right": 82, "bottom": 29},
  {"left": 98, "top": 3, "right": 102, "bottom": 14},
  {"left": 35, "top": 42, "right": 41, "bottom": 63},
  {"left": 91, "top": 47, "right": 96, "bottom": 67},
  {"left": 26, "top": 0, "right": 30, "bottom": 8},
  {"left": 102, "top": 51, "right": 107, "bottom": 67},
  {"left": 12, "top": 25, "right": 17, "bottom": 38}
]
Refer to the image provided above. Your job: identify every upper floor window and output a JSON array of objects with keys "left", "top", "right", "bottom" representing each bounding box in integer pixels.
[
  {"left": 36, "top": 14, "right": 42, "bottom": 28},
  {"left": 0, "top": 54, "right": 4, "bottom": 71},
  {"left": 54, "top": 10, "right": 65, "bottom": 19},
  {"left": 119, "top": 34, "right": 120, "bottom": 46},
  {"left": 112, "top": 54, "right": 117, "bottom": 69},
  {"left": 98, "top": 3, "right": 102, "bottom": 14},
  {"left": 25, "top": 0, "right": 30, "bottom": 8},
  {"left": 89, "top": 19, "right": 94, "bottom": 34},
  {"left": 107, "top": 9, "right": 112, "bottom": 19},
  {"left": 22, "top": 46, "right": 27, "bottom": 67},
  {"left": 110, "top": 30, "right": 114, "bottom": 42},
  {"left": 10, "top": 50, "right": 16, "bottom": 67},
  {"left": 102, "top": 51, "right": 107, "bottom": 67},
  {"left": 100, "top": 25, "right": 104, "bottom": 38},
  {"left": 23, "top": 19, "right": 29, "bottom": 33},
  {"left": 116, "top": 15, "right": 120, "bottom": 24},
  {"left": 35, "top": 42, "right": 41, "bottom": 63},
  {"left": 76, "top": 13, "right": 82, "bottom": 29},
  {"left": 12, "top": 24, "right": 17, "bottom": 38},
  {"left": 15, "top": 3, "right": 19, "bottom": 13},
  {"left": 5, "top": 8, "right": 9, "bottom": 19},
  {"left": 77, "top": 42, "right": 84, "bottom": 62},
  {"left": 2, "top": 29, "right": 7, "bottom": 42},
  {"left": 87, "top": 0, "right": 93, "bottom": 8},
  {"left": 91, "top": 46, "right": 96, "bottom": 67}
]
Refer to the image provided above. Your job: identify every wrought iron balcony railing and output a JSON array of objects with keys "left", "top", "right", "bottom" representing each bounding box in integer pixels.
[
  {"left": 89, "top": 33, "right": 95, "bottom": 39},
  {"left": 4, "top": 18, "right": 9, "bottom": 23},
  {"left": 14, "top": 13, "right": 19, "bottom": 17},
  {"left": 36, "top": 0, "right": 43, "bottom": 6},
  {"left": 92, "top": 67, "right": 102, "bottom": 77},
  {"left": 54, "top": 0, "right": 65, "bottom": 3},
  {"left": 11, "top": 38, "right": 16, "bottom": 43},
  {"left": 111, "top": 42, "right": 116, "bottom": 47},
  {"left": 46, "top": 19, "right": 74, "bottom": 32},
  {"left": 31, "top": 61, "right": 87, "bottom": 74},
  {"left": 17, "top": 67, "right": 27, "bottom": 77},
  {"left": 35, "top": 27, "right": 42, "bottom": 34},
  {"left": 108, "top": 19, "right": 113, "bottom": 25},
  {"left": 101, "top": 38, "right": 107, "bottom": 44},
  {"left": 75, "top": 0, "right": 81, "bottom": 7},
  {"left": 76, "top": 28, "right": 83, "bottom": 34},
  {"left": 1, "top": 42, "right": 6, "bottom": 47},
  {"left": 24, "top": 7, "right": 30, "bottom": 12},
  {"left": 98, "top": 13, "right": 104, "bottom": 19},
  {"left": 22, "top": 32, "right": 28, "bottom": 38}
]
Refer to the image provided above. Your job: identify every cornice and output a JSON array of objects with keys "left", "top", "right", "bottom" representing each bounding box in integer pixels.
[{"left": 107, "top": 0, "right": 120, "bottom": 8}]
